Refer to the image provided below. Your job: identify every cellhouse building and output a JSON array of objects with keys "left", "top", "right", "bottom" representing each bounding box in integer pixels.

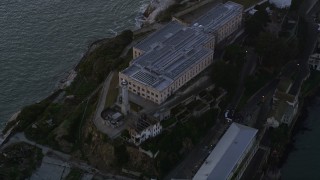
[{"left": 119, "top": 1, "right": 243, "bottom": 104}]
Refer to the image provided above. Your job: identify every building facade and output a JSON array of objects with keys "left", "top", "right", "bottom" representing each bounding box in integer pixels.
[
  {"left": 129, "top": 114, "right": 162, "bottom": 145},
  {"left": 193, "top": 1, "right": 243, "bottom": 43},
  {"left": 268, "top": 78, "right": 299, "bottom": 126},
  {"left": 120, "top": 1, "right": 243, "bottom": 104},
  {"left": 308, "top": 53, "right": 320, "bottom": 70},
  {"left": 308, "top": 35, "right": 320, "bottom": 70}
]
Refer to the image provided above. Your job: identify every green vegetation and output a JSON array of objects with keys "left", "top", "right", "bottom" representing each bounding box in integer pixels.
[
  {"left": 238, "top": 69, "right": 274, "bottom": 109},
  {"left": 67, "top": 30, "right": 133, "bottom": 100},
  {"left": 254, "top": 32, "right": 298, "bottom": 69},
  {"left": 114, "top": 144, "right": 130, "bottom": 166},
  {"left": 245, "top": 69, "right": 274, "bottom": 96},
  {"left": 245, "top": 7, "right": 270, "bottom": 37},
  {"left": 121, "top": 129, "right": 131, "bottom": 139},
  {"left": 65, "top": 168, "right": 83, "bottom": 180},
  {"left": 270, "top": 125, "right": 289, "bottom": 151},
  {"left": 142, "top": 109, "right": 219, "bottom": 177},
  {"left": 105, "top": 72, "right": 119, "bottom": 108},
  {"left": 156, "top": 3, "right": 187, "bottom": 22},
  {"left": 12, "top": 90, "right": 61, "bottom": 133},
  {"left": 301, "top": 70, "right": 320, "bottom": 96},
  {"left": 160, "top": 117, "right": 177, "bottom": 128},
  {"left": 0, "top": 142, "right": 43, "bottom": 179},
  {"left": 76, "top": 30, "right": 132, "bottom": 82},
  {"left": 224, "top": 44, "right": 247, "bottom": 66},
  {"left": 211, "top": 61, "right": 241, "bottom": 96},
  {"left": 129, "top": 101, "right": 143, "bottom": 112},
  {"left": 290, "top": 0, "right": 303, "bottom": 12},
  {"left": 8, "top": 30, "right": 133, "bottom": 153}
]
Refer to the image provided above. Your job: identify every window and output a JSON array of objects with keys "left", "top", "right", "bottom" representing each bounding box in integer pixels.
[
  {"left": 142, "top": 88, "right": 145, "bottom": 92},
  {"left": 156, "top": 94, "right": 158, "bottom": 97},
  {"left": 151, "top": 92, "right": 154, "bottom": 96},
  {"left": 133, "top": 84, "right": 136, "bottom": 87}
]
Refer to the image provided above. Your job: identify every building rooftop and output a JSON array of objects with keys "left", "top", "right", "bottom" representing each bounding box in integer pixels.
[
  {"left": 122, "top": 26, "right": 214, "bottom": 91},
  {"left": 193, "top": 123, "right": 258, "bottom": 180},
  {"left": 274, "top": 91, "right": 296, "bottom": 103},
  {"left": 193, "top": 1, "right": 243, "bottom": 32},
  {"left": 277, "top": 78, "right": 292, "bottom": 93},
  {"left": 130, "top": 114, "right": 159, "bottom": 135},
  {"left": 135, "top": 21, "right": 184, "bottom": 52},
  {"left": 270, "top": 100, "right": 290, "bottom": 121}
]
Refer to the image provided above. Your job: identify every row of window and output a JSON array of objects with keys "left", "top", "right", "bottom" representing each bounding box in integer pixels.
[
  {"left": 122, "top": 55, "right": 213, "bottom": 104},
  {"left": 165, "top": 56, "right": 212, "bottom": 94},
  {"left": 133, "top": 50, "right": 143, "bottom": 58}
]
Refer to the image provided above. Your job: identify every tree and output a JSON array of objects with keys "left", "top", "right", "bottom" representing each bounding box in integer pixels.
[
  {"left": 254, "top": 32, "right": 297, "bottom": 68},
  {"left": 223, "top": 44, "right": 246, "bottom": 67},
  {"left": 245, "top": 9, "right": 270, "bottom": 37},
  {"left": 211, "top": 61, "right": 240, "bottom": 94},
  {"left": 114, "top": 144, "right": 129, "bottom": 166}
]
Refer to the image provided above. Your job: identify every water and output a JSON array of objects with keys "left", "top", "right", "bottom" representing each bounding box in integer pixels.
[
  {"left": 281, "top": 96, "right": 320, "bottom": 180},
  {"left": 0, "top": 0, "right": 149, "bottom": 128}
]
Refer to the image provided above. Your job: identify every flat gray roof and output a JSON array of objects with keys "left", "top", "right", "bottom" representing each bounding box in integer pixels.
[
  {"left": 135, "top": 21, "right": 184, "bottom": 52},
  {"left": 122, "top": 26, "right": 214, "bottom": 91},
  {"left": 123, "top": 1, "right": 243, "bottom": 92},
  {"left": 193, "top": 1, "right": 243, "bottom": 32},
  {"left": 193, "top": 123, "right": 258, "bottom": 180}
]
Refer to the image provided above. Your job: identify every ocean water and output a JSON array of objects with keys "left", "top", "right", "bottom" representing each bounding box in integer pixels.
[
  {"left": 281, "top": 96, "right": 320, "bottom": 180},
  {"left": 0, "top": 0, "right": 149, "bottom": 128}
]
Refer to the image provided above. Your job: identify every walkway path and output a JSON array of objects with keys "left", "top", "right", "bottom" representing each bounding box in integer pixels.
[
  {"left": 92, "top": 71, "right": 123, "bottom": 138},
  {"left": 2, "top": 132, "right": 134, "bottom": 180}
]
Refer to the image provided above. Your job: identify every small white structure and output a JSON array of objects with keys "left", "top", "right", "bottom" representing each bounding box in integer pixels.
[
  {"left": 249, "top": 9, "right": 258, "bottom": 15},
  {"left": 129, "top": 114, "right": 162, "bottom": 145},
  {"left": 268, "top": 78, "right": 299, "bottom": 126},
  {"left": 269, "top": 0, "right": 292, "bottom": 8},
  {"left": 120, "top": 80, "right": 130, "bottom": 115},
  {"left": 309, "top": 53, "right": 320, "bottom": 70},
  {"left": 308, "top": 35, "right": 320, "bottom": 70},
  {"left": 193, "top": 123, "right": 258, "bottom": 180}
]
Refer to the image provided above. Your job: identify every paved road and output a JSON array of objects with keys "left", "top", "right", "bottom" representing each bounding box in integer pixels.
[
  {"left": 91, "top": 71, "right": 131, "bottom": 139},
  {"left": 92, "top": 71, "right": 123, "bottom": 139},
  {"left": 164, "top": 118, "right": 229, "bottom": 180},
  {"left": 290, "top": 0, "right": 320, "bottom": 95},
  {"left": 2, "top": 132, "right": 134, "bottom": 180},
  {"left": 231, "top": 48, "right": 258, "bottom": 108}
]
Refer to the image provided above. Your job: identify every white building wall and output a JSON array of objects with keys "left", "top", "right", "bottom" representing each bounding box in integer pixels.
[
  {"left": 131, "top": 122, "right": 162, "bottom": 145},
  {"left": 308, "top": 53, "right": 320, "bottom": 71},
  {"left": 132, "top": 47, "right": 145, "bottom": 59}
]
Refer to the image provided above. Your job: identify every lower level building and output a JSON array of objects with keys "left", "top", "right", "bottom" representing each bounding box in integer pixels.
[
  {"left": 128, "top": 114, "right": 162, "bottom": 145},
  {"left": 193, "top": 123, "right": 258, "bottom": 180}
]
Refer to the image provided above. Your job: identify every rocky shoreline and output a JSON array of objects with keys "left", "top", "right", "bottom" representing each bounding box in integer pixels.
[
  {"left": 1, "top": 0, "right": 186, "bottom": 135},
  {"left": 278, "top": 86, "right": 320, "bottom": 169}
]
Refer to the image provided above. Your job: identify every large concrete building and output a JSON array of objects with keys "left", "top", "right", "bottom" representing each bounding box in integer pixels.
[
  {"left": 119, "top": 1, "right": 243, "bottom": 104},
  {"left": 193, "top": 123, "right": 258, "bottom": 180}
]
